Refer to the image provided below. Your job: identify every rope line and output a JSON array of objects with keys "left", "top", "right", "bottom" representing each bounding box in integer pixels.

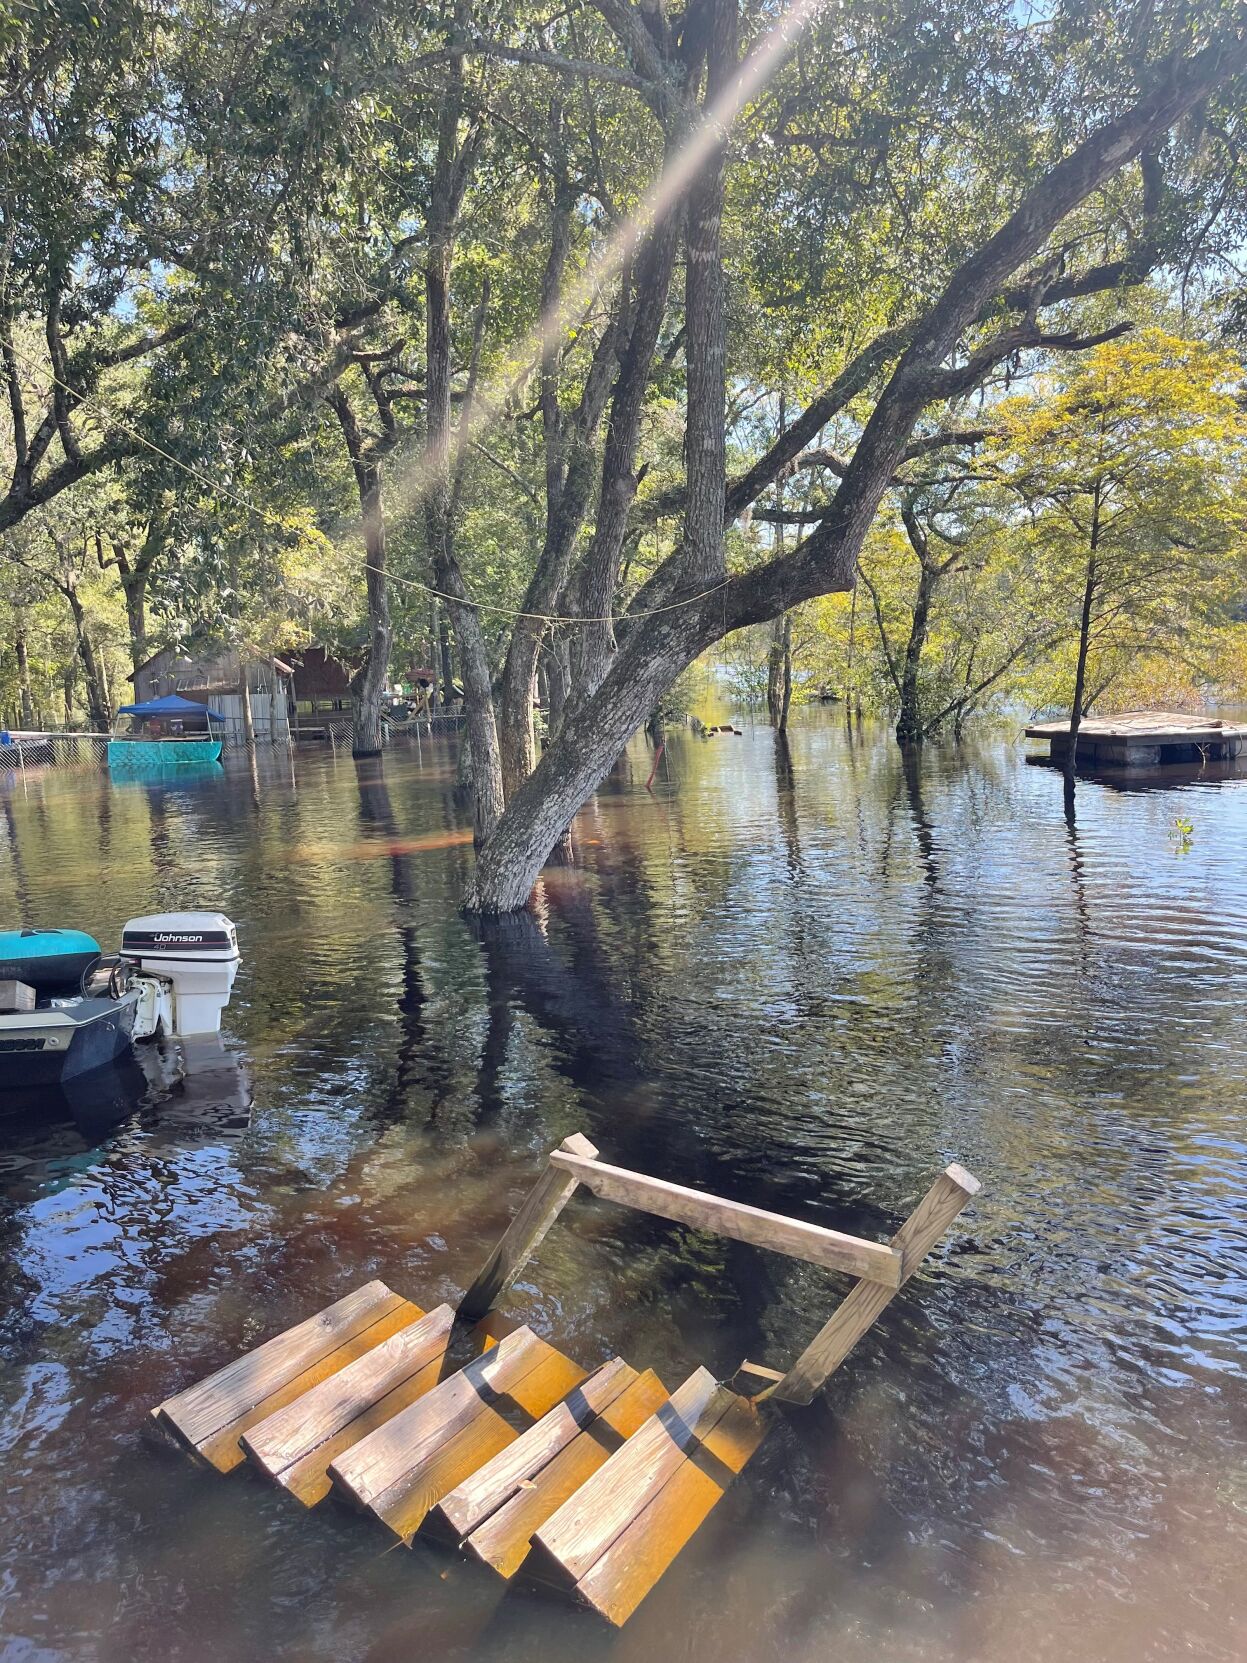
[{"left": 1, "top": 336, "right": 732, "bottom": 627}]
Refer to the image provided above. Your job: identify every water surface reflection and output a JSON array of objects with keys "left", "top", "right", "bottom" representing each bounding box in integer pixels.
[{"left": 0, "top": 721, "right": 1244, "bottom": 1663}]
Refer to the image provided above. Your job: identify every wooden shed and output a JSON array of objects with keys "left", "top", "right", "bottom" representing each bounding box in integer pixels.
[{"left": 129, "top": 642, "right": 293, "bottom": 747}]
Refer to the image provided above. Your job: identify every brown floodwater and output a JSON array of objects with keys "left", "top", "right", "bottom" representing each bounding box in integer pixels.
[{"left": 0, "top": 716, "right": 1244, "bottom": 1663}]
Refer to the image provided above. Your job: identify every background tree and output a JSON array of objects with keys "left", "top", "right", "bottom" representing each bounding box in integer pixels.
[{"left": 988, "top": 327, "right": 1247, "bottom": 766}]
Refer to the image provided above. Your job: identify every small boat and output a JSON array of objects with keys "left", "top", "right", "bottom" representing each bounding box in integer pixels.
[
  {"left": 108, "top": 694, "right": 225, "bottom": 771},
  {"left": 0, "top": 914, "right": 239, "bottom": 1090}
]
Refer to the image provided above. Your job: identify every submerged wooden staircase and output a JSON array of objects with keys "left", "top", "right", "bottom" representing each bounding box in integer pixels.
[{"left": 152, "top": 1134, "right": 980, "bottom": 1625}]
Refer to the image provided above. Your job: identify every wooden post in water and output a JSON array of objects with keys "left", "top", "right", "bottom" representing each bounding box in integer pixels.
[
  {"left": 765, "top": 1163, "right": 980, "bottom": 1406},
  {"left": 458, "top": 1132, "right": 599, "bottom": 1320}
]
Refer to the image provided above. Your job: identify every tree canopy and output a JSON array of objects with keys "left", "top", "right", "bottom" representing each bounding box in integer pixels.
[{"left": 2, "top": 0, "right": 1245, "bottom": 902}]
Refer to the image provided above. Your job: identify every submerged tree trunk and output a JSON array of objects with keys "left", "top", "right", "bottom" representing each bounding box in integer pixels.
[
  {"left": 351, "top": 467, "right": 391, "bottom": 757},
  {"left": 239, "top": 666, "right": 256, "bottom": 747},
  {"left": 767, "top": 613, "right": 792, "bottom": 729},
  {"left": 895, "top": 563, "right": 938, "bottom": 746},
  {"left": 1065, "top": 486, "right": 1102, "bottom": 778}
]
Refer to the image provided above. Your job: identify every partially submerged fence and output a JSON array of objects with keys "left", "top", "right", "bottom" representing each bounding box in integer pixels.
[{"left": 0, "top": 731, "right": 111, "bottom": 769}]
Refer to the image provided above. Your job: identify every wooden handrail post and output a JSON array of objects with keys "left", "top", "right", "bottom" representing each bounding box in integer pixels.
[
  {"left": 765, "top": 1163, "right": 981, "bottom": 1407},
  {"left": 458, "top": 1132, "right": 599, "bottom": 1320}
]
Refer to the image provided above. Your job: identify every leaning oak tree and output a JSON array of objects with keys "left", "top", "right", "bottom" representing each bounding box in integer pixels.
[{"left": 458, "top": 3, "right": 1247, "bottom": 911}]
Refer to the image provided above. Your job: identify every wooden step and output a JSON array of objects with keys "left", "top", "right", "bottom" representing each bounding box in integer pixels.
[
  {"left": 455, "top": 1361, "right": 670, "bottom": 1580},
  {"left": 327, "top": 1323, "right": 588, "bottom": 1544},
  {"left": 524, "top": 1366, "right": 767, "bottom": 1626},
  {"left": 240, "top": 1303, "right": 460, "bottom": 1506},
  {"left": 152, "top": 1280, "right": 425, "bottom": 1473}
]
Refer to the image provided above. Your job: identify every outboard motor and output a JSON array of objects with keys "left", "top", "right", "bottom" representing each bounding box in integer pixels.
[{"left": 120, "top": 913, "right": 240, "bottom": 1036}]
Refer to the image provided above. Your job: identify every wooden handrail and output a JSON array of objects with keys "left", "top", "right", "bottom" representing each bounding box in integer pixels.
[
  {"left": 458, "top": 1138, "right": 981, "bottom": 1410},
  {"left": 764, "top": 1162, "right": 981, "bottom": 1404},
  {"left": 547, "top": 1150, "right": 903, "bottom": 1287}
]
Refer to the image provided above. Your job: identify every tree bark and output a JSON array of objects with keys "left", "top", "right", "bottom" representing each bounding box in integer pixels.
[
  {"left": 59, "top": 578, "right": 110, "bottom": 732},
  {"left": 121, "top": 569, "right": 149, "bottom": 674},
  {"left": 239, "top": 662, "right": 256, "bottom": 747},
  {"left": 895, "top": 564, "right": 938, "bottom": 746},
  {"left": 14, "top": 619, "right": 34, "bottom": 728},
  {"left": 682, "top": 0, "right": 735, "bottom": 585},
  {"left": 326, "top": 387, "right": 392, "bottom": 757},
  {"left": 569, "top": 202, "right": 682, "bottom": 701},
  {"left": 1065, "top": 466, "right": 1104, "bottom": 777},
  {"left": 351, "top": 465, "right": 391, "bottom": 756},
  {"left": 426, "top": 237, "right": 504, "bottom": 841}
]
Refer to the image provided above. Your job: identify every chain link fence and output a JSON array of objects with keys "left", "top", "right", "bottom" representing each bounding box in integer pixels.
[{"left": 0, "top": 731, "right": 111, "bottom": 769}]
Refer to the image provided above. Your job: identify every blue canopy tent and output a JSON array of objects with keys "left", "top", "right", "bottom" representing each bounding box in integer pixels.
[
  {"left": 117, "top": 694, "right": 227, "bottom": 722},
  {"left": 110, "top": 694, "right": 225, "bottom": 772}
]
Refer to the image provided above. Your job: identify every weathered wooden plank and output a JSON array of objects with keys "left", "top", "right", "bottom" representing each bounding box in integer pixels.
[
  {"left": 727, "top": 1359, "right": 785, "bottom": 1397},
  {"left": 368, "top": 1412, "right": 525, "bottom": 1544},
  {"left": 1026, "top": 711, "right": 1241, "bottom": 741},
  {"left": 458, "top": 1132, "right": 599, "bottom": 1319},
  {"left": 434, "top": 1357, "right": 637, "bottom": 1540},
  {"left": 327, "top": 1323, "right": 588, "bottom": 1543},
  {"left": 573, "top": 1388, "right": 766, "bottom": 1627},
  {"left": 268, "top": 1353, "right": 451, "bottom": 1507},
  {"left": 768, "top": 1162, "right": 981, "bottom": 1405},
  {"left": 361, "top": 1343, "right": 593, "bottom": 1546},
  {"left": 193, "top": 1301, "right": 426, "bottom": 1473},
  {"left": 526, "top": 1366, "right": 730, "bottom": 1590},
  {"left": 240, "top": 1304, "right": 458, "bottom": 1504},
  {"left": 156, "top": 1281, "right": 404, "bottom": 1444},
  {"left": 547, "top": 1151, "right": 903, "bottom": 1287},
  {"left": 465, "top": 1367, "right": 671, "bottom": 1581},
  {"left": 329, "top": 1327, "right": 549, "bottom": 1509},
  {"left": 154, "top": 1282, "right": 424, "bottom": 1472}
]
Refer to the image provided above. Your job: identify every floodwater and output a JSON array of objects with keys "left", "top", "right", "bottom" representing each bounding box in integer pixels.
[{"left": 0, "top": 717, "right": 1244, "bottom": 1663}]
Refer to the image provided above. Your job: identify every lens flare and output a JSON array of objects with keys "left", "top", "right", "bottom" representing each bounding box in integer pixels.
[{"left": 379, "top": 1, "right": 827, "bottom": 546}]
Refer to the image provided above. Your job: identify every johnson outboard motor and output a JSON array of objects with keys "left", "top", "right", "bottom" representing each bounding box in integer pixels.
[{"left": 120, "top": 913, "right": 240, "bottom": 1036}]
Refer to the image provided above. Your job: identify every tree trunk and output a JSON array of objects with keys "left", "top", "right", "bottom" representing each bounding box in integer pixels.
[
  {"left": 767, "top": 613, "right": 792, "bottom": 729},
  {"left": 1065, "top": 485, "right": 1101, "bottom": 778},
  {"left": 569, "top": 205, "right": 683, "bottom": 702},
  {"left": 1066, "top": 556, "right": 1097, "bottom": 776},
  {"left": 351, "top": 467, "right": 391, "bottom": 756},
  {"left": 121, "top": 569, "right": 149, "bottom": 674},
  {"left": 465, "top": 606, "right": 706, "bottom": 913},
  {"left": 682, "top": 0, "right": 734, "bottom": 585},
  {"left": 895, "top": 564, "right": 938, "bottom": 745},
  {"left": 425, "top": 232, "right": 505, "bottom": 842},
  {"left": 62, "top": 586, "right": 110, "bottom": 731},
  {"left": 779, "top": 614, "right": 792, "bottom": 729},
  {"left": 14, "top": 619, "right": 34, "bottom": 728},
  {"left": 239, "top": 665, "right": 256, "bottom": 747}
]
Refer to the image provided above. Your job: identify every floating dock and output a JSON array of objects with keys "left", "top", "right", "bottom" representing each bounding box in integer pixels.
[
  {"left": 152, "top": 1135, "right": 980, "bottom": 1626},
  {"left": 1025, "top": 710, "right": 1246, "bottom": 768}
]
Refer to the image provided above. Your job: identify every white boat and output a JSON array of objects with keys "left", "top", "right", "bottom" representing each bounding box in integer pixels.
[{"left": 0, "top": 914, "right": 240, "bottom": 1090}]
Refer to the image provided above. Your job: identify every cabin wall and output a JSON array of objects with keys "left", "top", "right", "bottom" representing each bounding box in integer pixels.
[{"left": 209, "top": 690, "right": 291, "bottom": 748}]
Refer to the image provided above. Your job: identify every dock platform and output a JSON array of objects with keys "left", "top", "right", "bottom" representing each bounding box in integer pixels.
[
  {"left": 152, "top": 1135, "right": 980, "bottom": 1626},
  {"left": 1025, "top": 710, "right": 1246, "bottom": 767}
]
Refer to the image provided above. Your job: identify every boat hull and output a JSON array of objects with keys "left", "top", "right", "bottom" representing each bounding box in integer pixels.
[
  {"left": 0, "top": 995, "right": 138, "bottom": 1089},
  {"left": 108, "top": 739, "right": 222, "bottom": 771}
]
